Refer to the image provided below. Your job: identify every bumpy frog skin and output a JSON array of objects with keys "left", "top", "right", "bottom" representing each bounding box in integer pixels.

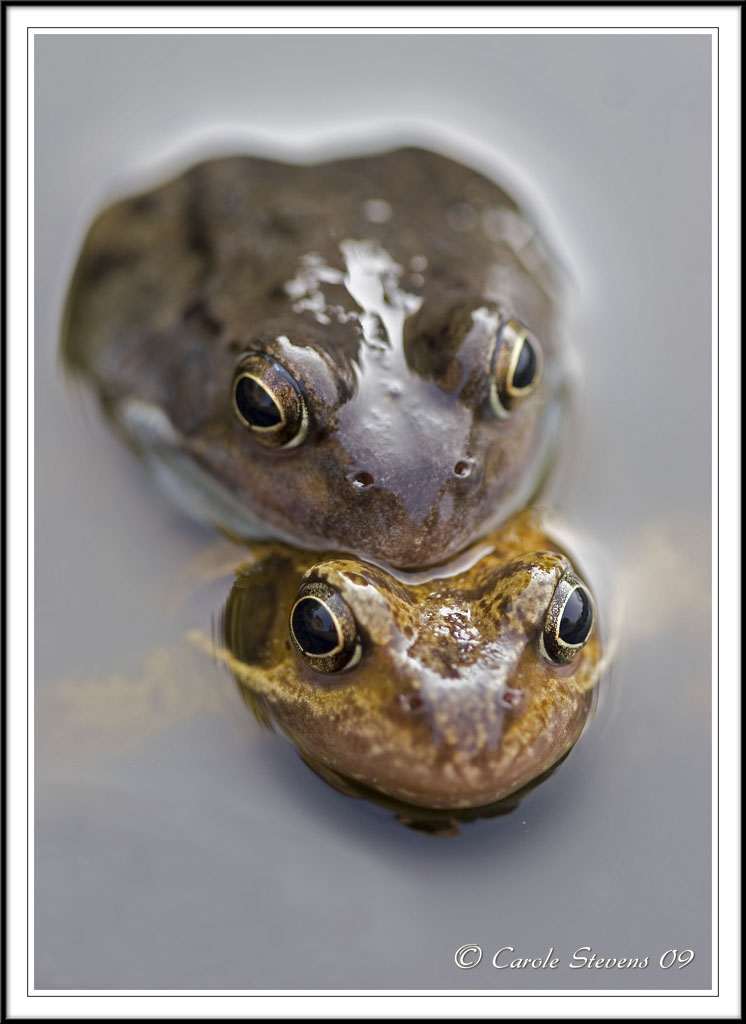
[
  {"left": 62, "top": 148, "right": 564, "bottom": 568},
  {"left": 220, "top": 512, "right": 601, "bottom": 810}
]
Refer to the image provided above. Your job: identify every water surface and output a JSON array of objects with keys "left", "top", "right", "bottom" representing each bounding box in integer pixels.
[{"left": 35, "top": 32, "right": 712, "bottom": 991}]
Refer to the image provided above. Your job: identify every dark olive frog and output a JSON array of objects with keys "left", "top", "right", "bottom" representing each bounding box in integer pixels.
[
  {"left": 62, "top": 147, "right": 565, "bottom": 568},
  {"left": 220, "top": 511, "right": 601, "bottom": 810}
]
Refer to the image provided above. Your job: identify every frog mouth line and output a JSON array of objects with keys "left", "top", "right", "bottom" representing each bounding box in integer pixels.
[{"left": 297, "top": 749, "right": 573, "bottom": 827}]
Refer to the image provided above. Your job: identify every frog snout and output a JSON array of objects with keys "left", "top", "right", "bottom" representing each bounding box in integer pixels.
[{"left": 411, "top": 660, "right": 521, "bottom": 757}]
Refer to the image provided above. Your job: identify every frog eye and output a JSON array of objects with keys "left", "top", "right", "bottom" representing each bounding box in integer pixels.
[
  {"left": 232, "top": 352, "right": 309, "bottom": 448},
  {"left": 542, "top": 572, "right": 595, "bottom": 664},
  {"left": 289, "top": 580, "right": 362, "bottom": 673},
  {"left": 489, "top": 317, "right": 543, "bottom": 419}
]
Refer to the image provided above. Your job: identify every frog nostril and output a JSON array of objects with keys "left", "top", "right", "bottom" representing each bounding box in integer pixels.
[
  {"left": 498, "top": 687, "right": 523, "bottom": 711},
  {"left": 351, "top": 471, "right": 374, "bottom": 489},
  {"left": 453, "top": 459, "right": 474, "bottom": 479},
  {"left": 397, "top": 693, "right": 425, "bottom": 714}
]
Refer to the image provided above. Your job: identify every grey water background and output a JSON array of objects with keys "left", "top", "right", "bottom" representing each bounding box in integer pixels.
[{"left": 35, "top": 34, "right": 712, "bottom": 990}]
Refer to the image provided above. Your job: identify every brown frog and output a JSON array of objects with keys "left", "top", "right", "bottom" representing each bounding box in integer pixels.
[
  {"left": 218, "top": 510, "right": 601, "bottom": 810},
  {"left": 62, "top": 147, "right": 566, "bottom": 569}
]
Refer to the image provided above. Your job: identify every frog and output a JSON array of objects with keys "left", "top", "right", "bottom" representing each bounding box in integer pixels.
[
  {"left": 216, "top": 509, "right": 601, "bottom": 811},
  {"left": 61, "top": 146, "right": 566, "bottom": 569}
]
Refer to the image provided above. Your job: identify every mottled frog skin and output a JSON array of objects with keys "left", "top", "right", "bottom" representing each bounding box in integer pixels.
[
  {"left": 62, "top": 148, "right": 565, "bottom": 569},
  {"left": 220, "top": 511, "right": 600, "bottom": 810}
]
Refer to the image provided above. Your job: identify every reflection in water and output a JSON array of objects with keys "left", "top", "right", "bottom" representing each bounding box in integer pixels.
[
  {"left": 616, "top": 522, "right": 711, "bottom": 639},
  {"left": 212, "top": 509, "right": 605, "bottom": 826},
  {"left": 37, "top": 645, "right": 244, "bottom": 763}
]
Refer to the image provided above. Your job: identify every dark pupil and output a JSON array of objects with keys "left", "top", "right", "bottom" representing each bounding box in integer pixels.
[
  {"left": 512, "top": 338, "right": 537, "bottom": 390},
  {"left": 235, "top": 376, "right": 283, "bottom": 428},
  {"left": 558, "top": 587, "right": 593, "bottom": 646},
  {"left": 291, "top": 597, "right": 340, "bottom": 655}
]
